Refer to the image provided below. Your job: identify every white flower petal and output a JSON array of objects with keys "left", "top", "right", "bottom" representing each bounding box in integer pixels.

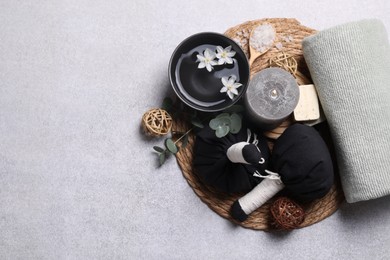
[
  {"left": 218, "top": 59, "right": 225, "bottom": 65},
  {"left": 210, "top": 60, "right": 218, "bottom": 66},
  {"left": 206, "top": 63, "right": 213, "bottom": 72},
  {"left": 227, "top": 91, "right": 234, "bottom": 99},
  {"left": 233, "top": 83, "right": 242, "bottom": 88},
  {"left": 231, "top": 88, "right": 239, "bottom": 95},
  {"left": 204, "top": 48, "right": 215, "bottom": 59},
  {"left": 227, "top": 51, "right": 236, "bottom": 57},
  {"left": 228, "top": 77, "right": 236, "bottom": 86},
  {"left": 216, "top": 46, "right": 224, "bottom": 53},
  {"left": 226, "top": 45, "right": 232, "bottom": 52},
  {"left": 196, "top": 54, "right": 205, "bottom": 61},
  {"left": 198, "top": 62, "right": 206, "bottom": 69},
  {"left": 230, "top": 75, "right": 237, "bottom": 82},
  {"left": 221, "top": 76, "right": 229, "bottom": 86},
  {"left": 225, "top": 57, "right": 233, "bottom": 64},
  {"left": 220, "top": 86, "right": 228, "bottom": 93}
]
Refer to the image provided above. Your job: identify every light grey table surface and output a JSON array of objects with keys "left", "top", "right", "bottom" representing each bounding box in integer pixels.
[{"left": 1, "top": 0, "right": 390, "bottom": 259}]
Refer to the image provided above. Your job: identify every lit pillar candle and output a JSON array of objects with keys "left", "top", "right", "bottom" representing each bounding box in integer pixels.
[{"left": 245, "top": 68, "right": 299, "bottom": 130}]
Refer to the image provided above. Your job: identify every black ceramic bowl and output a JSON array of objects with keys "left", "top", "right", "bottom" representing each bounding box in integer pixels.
[{"left": 169, "top": 32, "right": 250, "bottom": 112}]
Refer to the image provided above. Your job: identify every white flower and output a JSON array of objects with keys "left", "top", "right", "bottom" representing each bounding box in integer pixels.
[
  {"left": 220, "top": 75, "right": 242, "bottom": 100},
  {"left": 216, "top": 45, "right": 236, "bottom": 65},
  {"left": 196, "top": 48, "right": 217, "bottom": 72}
]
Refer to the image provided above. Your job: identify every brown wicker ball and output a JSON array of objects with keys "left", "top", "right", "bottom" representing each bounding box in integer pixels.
[
  {"left": 142, "top": 108, "right": 173, "bottom": 137},
  {"left": 269, "top": 52, "right": 298, "bottom": 76},
  {"left": 270, "top": 197, "right": 305, "bottom": 230}
]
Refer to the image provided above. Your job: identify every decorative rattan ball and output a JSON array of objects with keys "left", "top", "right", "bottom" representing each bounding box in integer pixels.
[
  {"left": 270, "top": 197, "right": 305, "bottom": 230},
  {"left": 269, "top": 52, "right": 298, "bottom": 76},
  {"left": 142, "top": 108, "right": 173, "bottom": 137}
]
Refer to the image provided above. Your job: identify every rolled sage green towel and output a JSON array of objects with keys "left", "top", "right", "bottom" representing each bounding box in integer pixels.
[{"left": 302, "top": 19, "right": 390, "bottom": 203}]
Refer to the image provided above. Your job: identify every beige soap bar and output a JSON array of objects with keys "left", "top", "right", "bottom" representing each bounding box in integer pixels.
[{"left": 293, "top": 84, "right": 320, "bottom": 121}]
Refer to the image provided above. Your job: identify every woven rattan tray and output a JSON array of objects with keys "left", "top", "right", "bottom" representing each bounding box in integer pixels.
[{"left": 174, "top": 18, "right": 345, "bottom": 231}]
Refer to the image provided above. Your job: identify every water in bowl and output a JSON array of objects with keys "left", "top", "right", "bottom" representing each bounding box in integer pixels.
[{"left": 174, "top": 44, "right": 241, "bottom": 108}]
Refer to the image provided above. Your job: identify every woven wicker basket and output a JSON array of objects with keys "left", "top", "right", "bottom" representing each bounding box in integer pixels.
[{"left": 174, "top": 18, "right": 345, "bottom": 231}]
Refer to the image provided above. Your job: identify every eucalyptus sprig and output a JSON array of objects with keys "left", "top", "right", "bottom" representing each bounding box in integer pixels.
[
  {"left": 153, "top": 123, "right": 204, "bottom": 166},
  {"left": 209, "top": 104, "right": 244, "bottom": 138},
  {"left": 152, "top": 97, "right": 245, "bottom": 166},
  {"left": 153, "top": 127, "right": 193, "bottom": 166},
  {"left": 153, "top": 97, "right": 204, "bottom": 166},
  {"left": 209, "top": 112, "right": 242, "bottom": 138}
]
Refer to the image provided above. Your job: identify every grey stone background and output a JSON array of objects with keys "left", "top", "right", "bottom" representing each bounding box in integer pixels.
[{"left": 1, "top": 0, "right": 389, "bottom": 259}]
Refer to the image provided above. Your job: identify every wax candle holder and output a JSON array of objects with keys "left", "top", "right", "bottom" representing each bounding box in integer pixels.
[{"left": 245, "top": 68, "right": 299, "bottom": 130}]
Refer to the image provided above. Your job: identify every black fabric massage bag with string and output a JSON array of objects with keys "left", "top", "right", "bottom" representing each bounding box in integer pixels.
[
  {"left": 193, "top": 125, "right": 270, "bottom": 193},
  {"left": 193, "top": 123, "right": 334, "bottom": 201}
]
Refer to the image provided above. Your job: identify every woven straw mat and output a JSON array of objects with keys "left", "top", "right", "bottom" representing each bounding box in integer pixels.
[{"left": 173, "top": 18, "right": 345, "bottom": 231}]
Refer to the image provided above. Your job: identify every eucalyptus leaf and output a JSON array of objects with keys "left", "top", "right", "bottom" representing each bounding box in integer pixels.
[
  {"left": 209, "top": 118, "right": 222, "bottom": 130},
  {"left": 215, "top": 125, "right": 230, "bottom": 138},
  {"left": 165, "top": 138, "right": 178, "bottom": 154},
  {"left": 159, "top": 152, "right": 166, "bottom": 166},
  {"left": 216, "top": 113, "right": 230, "bottom": 119},
  {"left": 191, "top": 117, "right": 204, "bottom": 129},
  {"left": 209, "top": 117, "right": 231, "bottom": 129},
  {"left": 161, "top": 97, "right": 174, "bottom": 112},
  {"left": 181, "top": 134, "right": 189, "bottom": 149},
  {"left": 153, "top": 146, "right": 165, "bottom": 153},
  {"left": 229, "top": 113, "right": 242, "bottom": 134}
]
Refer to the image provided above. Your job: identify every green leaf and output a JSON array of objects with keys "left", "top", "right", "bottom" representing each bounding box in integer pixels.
[
  {"left": 216, "top": 113, "right": 230, "bottom": 119},
  {"left": 153, "top": 146, "right": 165, "bottom": 153},
  {"left": 229, "top": 113, "right": 242, "bottom": 134},
  {"left": 215, "top": 125, "right": 230, "bottom": 138},
  {"left": 161, "top": 97, "right": 173, "bottom": 112},
  {"left": 165, "top": 138, "right": 178, "bottom": 154},
  {"left": 191, "top": 117, "right": 204, "bottom": 128},
  {"left": 159, "top": 152, "right": 166, "bottom": 166},
  {"left": 209, "top": 117, "right": 230, "bottom": 129},
  {"left": 181, "top": 134, "right": 189, "bottom": 149},
  {"left": 209, "top": 118, "right": 221, "bottom": 130}
]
